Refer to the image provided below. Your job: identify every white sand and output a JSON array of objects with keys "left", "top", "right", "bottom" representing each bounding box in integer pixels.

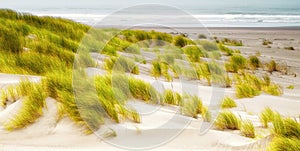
[
  {"left": 0, "top": 73, "right": 41, "bottom": 87},
  {"left": 0, "top": 73, "right": 266, "bottom": 151}
]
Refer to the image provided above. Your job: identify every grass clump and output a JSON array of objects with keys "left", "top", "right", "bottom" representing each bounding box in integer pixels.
[
  {"left": 195, "top": 62, "right": 211, "bottom": 85},
  {"left": 0, "top": 26, "right": 22, "bottom": 53},
  {"left": 272, "top": 114, "right": 300, "bottom": 139},
  {"left": 0, "top": 90, "right": 9, "bottom": 107},
  {"left": 0, "top": 79, "right": 35, "bottom": 107},
  {"left": 45, "top": 71, "right": 105, "bottom": 132},
  {"left": 183, "top": 45, "right": 204, "bottom": 62},
  {"left": 124, "top": 44, "right": 141, "bottom": 54},
  {"left": 221, "top": 38, "right": 243, "bottom": 46},
  {"left": 248, "top": 55, "right": 260, "bottom": 70},
  {"left": 93, "top": 75, "right": 148, "bottom": 124},
  {"left": 208, "top": 51, "right": 222, "bottom": 60},
  {"left": 268, "top": 113, "right": 300, "bottom": 151},
  {"left": 265, "top": 60, "right": 277, "bottom": 73},
  {"left": 181, "top": 95, "right": 203, "bottom": 118},
  {"left": 121, "top": 29, "right": 173, "bottom": 46},
  {"left": 195, "top": 40, "right": 219, "bottom": 51},
  {"left": 218, "top": 44, "right": 234, "bottom": 56},
  {"left": 43, "top": 70, "right": 73, "bottom": 99},
  {"left": 159, "top": 53, "right": 176, "bottom": 64},
  {"left": 286, "top": 85, "right": 295, "bottom": 89},
  {"left": 261, "top": 74, "right": 282, "bottom": 96},
  {"left": 284, "top": 46, "right": 295, "bottom": 51},
  {"left": 151, "top": 61, "right": 162, "bottom": 78},
  {"left": 221, "top": 97, "right": 237, "bottom": 109},
  {"left": 195, "top": 61, "right": 226, "bottom": 86},
  {"left": 44, "top": 71, "right": 108, "bottom": 133},
  {"left": 234, "top": 73, "right": 282, "bottom": 98},
  {"left": 264, "top": 83, "right": 283, "bottom": 96},
  {"left": 104, "top": 56, "right": 139, "bottom": 74},
  {"left": 241, "top": 120, "right": 256, "bottom": 138},
  {"left": 260, "top": 107, "right": 275, "bottom": 128},
  {"left": 173, "top": 35, "right": 192, "bottom": 47},
  {"left": 128, "top": 76, "right": 160, "bottom": 103},
  {"left": 201, "top": 106, "right": 212, "bottom": 122},
  {"left": 235, "top": 84, "right": 260, "bottom": 98},
  {"left": 3, "top": 86, "right": 19, "bottom": 103},
  {"left": 198, "top": 34, "right": 207, "bottom": 39},
  {"left": 162, "top": 90, "right": 182, "bottom": 105},
  {"left": 16, "top": 79, "right": 35, "bottom": 96},
  {"left": 225, "top": 54, "right": 247, "bottom": 72},
  {"left": 268, "top": 137, "right": 300, "bottom": 151},
  {"left": 214, "top": 111, "right": 241, "bottom": 130},
  {"left": 225, "top": 74, "right": 232, "bottom": 88},
  {"left": 5, "top": 83, "right": 46, "bottom": 130},
  {"left": 150, "top": 60, "right": 173, "bottom": 81},
  {"left": 262, "top": 39, "right": 272, "bottom": 45}
]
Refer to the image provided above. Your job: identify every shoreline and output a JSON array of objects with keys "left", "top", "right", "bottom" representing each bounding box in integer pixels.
[{"left": 94, "top": 25, "right": 300, "bottom": 30}]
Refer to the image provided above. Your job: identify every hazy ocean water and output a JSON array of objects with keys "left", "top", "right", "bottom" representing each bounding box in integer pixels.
[{"left": 1, "top": 0, "right": 300, "bottom": 27}]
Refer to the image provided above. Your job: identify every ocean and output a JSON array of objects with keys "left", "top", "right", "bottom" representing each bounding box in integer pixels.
[{"left": 1, "top": 0, "right": 300, "bottom": 27}]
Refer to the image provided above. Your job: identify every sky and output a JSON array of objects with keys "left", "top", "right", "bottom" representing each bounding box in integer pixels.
[
  {"left": 0, "top": 0, "right": 299, "bottom": 10},
  {"left": 1, "top": 0, "right": 300, "bottom": 27}
]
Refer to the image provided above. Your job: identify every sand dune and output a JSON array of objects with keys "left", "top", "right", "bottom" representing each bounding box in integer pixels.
[{"left": 1, "top": 28, "right": 300, "bottom": 150}]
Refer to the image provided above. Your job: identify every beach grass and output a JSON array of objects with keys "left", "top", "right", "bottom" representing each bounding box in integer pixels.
[
  {"left": 225, "top": 74, "right": 232, "bottom": 88},
  {"left": 198, "top": 34, "right": 207, "bottom": 39},
  {"left": 150, "top": 60, "right": 173, "bottom": 81},
  {"left": 262, "top": 39, "right": 273, "bottom": 45},
  {"left": 220, "top": 38, "right": 243, "bottom": 46},
  {"left": 0, "top": 9, "right": 291, "bottom": 143},
  {"left": 268, "top": 137, "right": 300, "bottom": 151},
  {"left": 284, "top": 46, "right": 295, "bottom": 51},
  {"left": 151, "top": 60, "right": 163, "bottom": 78},
  {"left": 104, "top": 56, "right": 139, "bottom": 74},
  {"left": 225, "top": 54, "right": 247, "bottom": 73},
  {"left": 218, "top": 44, "right": 234, "bottom": 56},
  {"left": 5, "top": 83, "right": 46, "bottom": 131},
  {"left": 201, "top": 106, "right": 212, "bottom": 122},
  {"left": 241, "top": 120, "right": 256, "bottom": 138},
  {"left": 235, "top": 73, "right": 282, "bottom": 98},
  {"left": 269, "top": 113, "right": 300, "bottom": 151},
  {"left": 0, "top": 90, "right": 8, "bottom": 107},
  {"left": 236, "top": 84, "right": 260, "bottom": 98},
  {"left": 162, "top": 90, "right": 182, "bottom": 106},
  {"left": 0, "top": 79, "right": 36, "bottom": 107},
  {"left": 286, "top": 85, "right": 295, "bottom": 89},
  {"left": 93, "top": 74, "right": 151, "bottom": 125},
  {"left": 248, "top": 55, "right": 260, "bottom": 70},
  {"left": 195, "top": 40, "right": 219, "bottom": 51},
  {"left": 214, "top": 111, "right": 241, "bottom": 130},
  {"left": 16, "top": 79, "right": 35, "bottom": 96},
  {"left": 181, "top": 95, "right": 203, "bottom": 118},
  {"left": 221, "top": 97, "right": 237, "bottom": 109},
  {"left": 265, "top": 60, "right": 277, "bottom": 73},
  {"left": 6, "top": 86, "right": 19, "bottom": 102},
  {"left": 0, "top": 9, "right": 193, "bottom": 133},
  {"left": 260, "top": 107, "right": 275, "bottom": 128},
  {"left": 128, "top": 76, "right": 161, "bottom": 102},
  {"left": 272, "top": 113, "right": 300, "bottom": 138},
  {"left": 182, "top": 45, "right": 204, "bottom": 62},
  {"left": 173, "top": 35, "right": 190, "bottom": 47}
]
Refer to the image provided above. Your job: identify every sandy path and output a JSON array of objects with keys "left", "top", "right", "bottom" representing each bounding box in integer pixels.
[{"left": 0, "top": 73, "right": 41, "bottom": 90}]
